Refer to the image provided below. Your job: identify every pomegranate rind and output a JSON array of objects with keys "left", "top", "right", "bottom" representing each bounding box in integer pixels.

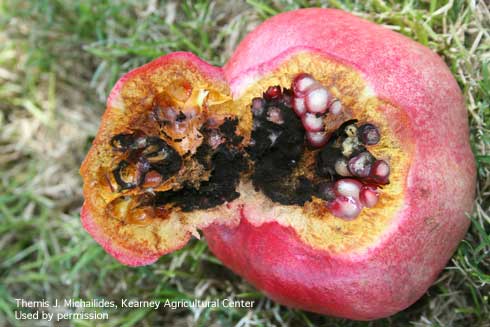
[
  {"left": 80, "top": 204, "right": 189, "bottom": 266},
  {"left": 107, "top": 51, "right": 225, "bottom": 108},
  {"left": 203, "top": 8, "right": 476, "bottom": 320}
]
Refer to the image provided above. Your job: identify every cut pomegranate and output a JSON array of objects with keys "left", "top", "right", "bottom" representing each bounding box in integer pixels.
[{"left": 80, "top": 9, "right": 475, "bottom": 322}]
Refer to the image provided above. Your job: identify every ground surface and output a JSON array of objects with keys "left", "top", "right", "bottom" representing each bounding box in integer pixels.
[{"left": 0, "top": 1, "right": 489, "bottom": 326}]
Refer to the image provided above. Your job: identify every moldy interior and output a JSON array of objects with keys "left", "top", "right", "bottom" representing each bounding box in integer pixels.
[
  {"left": 106, "top": 80, "right": 389, "bottom": 221},
  {"left": 81, "top": 53, "right": 412, "bottom": 254}
]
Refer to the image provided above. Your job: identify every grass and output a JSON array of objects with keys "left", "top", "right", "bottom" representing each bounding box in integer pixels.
[{"left": 0, "top": 0, "right": 489, "bottom": 326}]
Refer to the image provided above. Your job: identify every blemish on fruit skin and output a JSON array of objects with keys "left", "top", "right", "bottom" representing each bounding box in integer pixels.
[
  {"left": 419, "top": 187, "right": 431, "bottom": 197},
  {"left": 424, "top": 216, "right": 440, "bottom": 233}
]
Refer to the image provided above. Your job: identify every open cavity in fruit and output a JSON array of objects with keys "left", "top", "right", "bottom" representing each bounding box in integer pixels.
[
  {"left": 101, "top": 72, "right": 390, "bottom": 223},
  {"left": 79, "top": 52, "right": 412, "bottom": 255}
]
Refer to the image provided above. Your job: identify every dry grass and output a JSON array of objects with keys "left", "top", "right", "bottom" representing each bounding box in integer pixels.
[{"left": 0, "top": 0, "right": 489, "bottom": 326}]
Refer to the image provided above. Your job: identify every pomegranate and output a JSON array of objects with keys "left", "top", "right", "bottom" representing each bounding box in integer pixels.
[{"left": 80, "top": 9, "right": 476, "bottom": 320}]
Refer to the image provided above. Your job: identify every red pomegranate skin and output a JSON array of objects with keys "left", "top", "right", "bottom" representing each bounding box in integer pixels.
[
  {"left": 80, "top": 204, "right": 168, "bottom": 266},
  {"left": 203, "top": 9, "right": 476, "bottom": 320}
]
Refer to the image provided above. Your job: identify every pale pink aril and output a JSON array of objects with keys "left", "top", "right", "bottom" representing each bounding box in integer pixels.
[
  {"left": 359, "top": 186, "right": 379, "bottom": 208},
  {"left": 334, "top": 178, "right": 362, "bottom": 200},
  {"left": 292, "top": 97, "right": 307, "bottom": 116},
  {"left": 328, "top": 195, "right": 362, "bottom": 220},
  {"left": 292, "top": 73, "right": 317, "bottom": 96},
  {"left": 371, "top": 160, "right": 390, "bottom": 184},
  {"left": 306, "top": 131, "right": 329, "bottom": 148},
  {"left": 302, "top": 112, "right": 324, "bottom": 132},
  {"left": 329, "top": 100, "right": 342, "bottom": 115},
  {"left": 305, "top": 86, "right": 330, "bottom": 114}
]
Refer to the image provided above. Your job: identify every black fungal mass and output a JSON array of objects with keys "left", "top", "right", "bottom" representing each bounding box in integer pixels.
[
  {"left": 219, "top": 117, "right": 244, "bottom": 146},
  {"left": 247, "top": 87, "right": 314, "bottom": 205},
  {"left": 111, "top": 134, "right": 182, "bottom": 191},
  {"left": 155, "top": 118, "right": 246, "bottom": 211},
  {"left": 316, "top": 146, "right": 343, "bottom": 177}
]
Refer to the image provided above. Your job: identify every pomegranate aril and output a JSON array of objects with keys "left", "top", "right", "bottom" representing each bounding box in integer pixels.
[
  {"left": 292, "top": 97, "right": 307, "bottom": 116},
  {"left": 370, "top": 160, "right": 390, "bottom": 184},
  {"left": 360, "top": 185, "right": 379, "bottom": 208},
  {"left": 293, "top": 73, "right": 316, "bottom": 96},
  {"left": 306, "top": 131, "right": 329, "bottom": 148},
  {"left": 305, "top": 86, "right": 330, "bottom": 114},
  {"left": 334, "top": 158, "right": 351, "bottom": 176},
  {"left": 358, "top": 123, "right": 380, "bottom": 145},
  {"left": 328, "top": 195, "right": 362, "bottom": 220},
  {"left": 329, "top": 100, "right": 342, "bottom": 115},
  {"left": 302, "top": 112, "right": 324, "bottom": 132},
  {"left": 334, "top": 178, "right": 362, "bottom": 200},
  {"left": 348, "top": 152, "right": 375, "bottom": 178},
  {"left": 113, "top": 160, "right": 137, "bottom": 190},
  {"left": 264, "top": 85, "right": 282, "bottom": 100},
  {"left": 135, "top": 158, "right": 151, "bottom": 184}
]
